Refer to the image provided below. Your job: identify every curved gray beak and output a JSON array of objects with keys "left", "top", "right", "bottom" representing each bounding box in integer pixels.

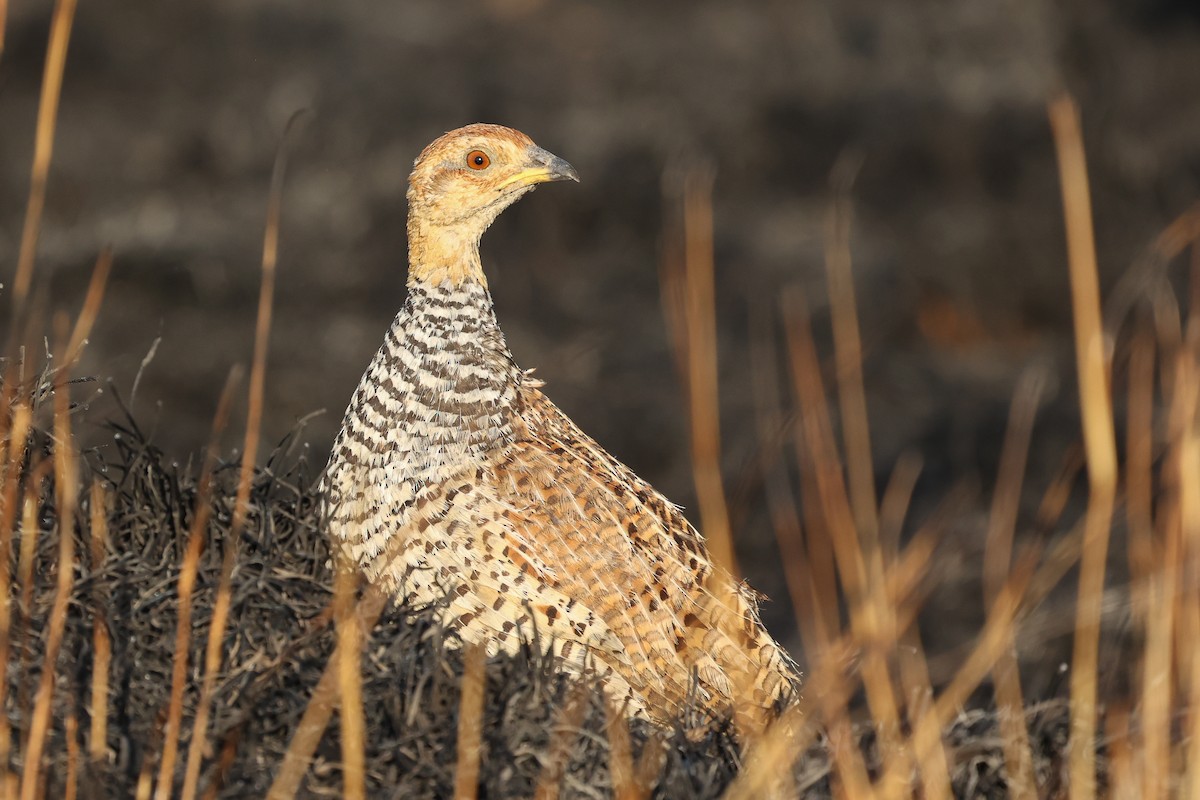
[{"left": 498, "top": 146, "right": 580, "bottom": 190}]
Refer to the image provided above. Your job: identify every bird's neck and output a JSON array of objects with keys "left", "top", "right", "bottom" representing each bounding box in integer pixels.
[{"left": 406, "top": 214, "right": 489, "bottom": 289}]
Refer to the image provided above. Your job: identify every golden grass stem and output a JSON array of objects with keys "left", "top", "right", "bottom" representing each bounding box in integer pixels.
[
  {"left": 64, "top": 248, "right": 113, "bottom": 366},
  {"left": 88, "top": 480, "right": 111, "bottom": 763},
  {"left": 0, "top": 396, "right": 30, "bottom": 789},
  {"left": 824, "top": 154, "right": 878, "bottom": 550},
  {"left": 677, "top": 165, "right": 738, "bottom": 576},
  {"left": 20, "top": 319, "right": 78, "bottom": 800},
  {"left": 1049, "top": 93, "right": 1118, "bottom": 800},
  {"left": 65, "top": 709, "right": 79, "bottom": 800},
  {"left": 749, "top": 325, "right": 820, "bottom": 649},
  {"left": 452, "top": 643, "right": 487, "bottom": 800},
  {"left": 161, "top": 371, "right": 239, "bottom": 800},
  {"left": 783, "top": 289, "right": 904, "bottom": 780},
  {"left": 1173, "top": 352, "right": 1200, "bottom": 800},
  {"left": 334, "top": 559, "right": 365, "bottom": 800},
  {"left": 877, "top": 553, "right": 1037, "bottom": 800},
  {"left": 187, "top": 113, "right": 303, "bottom": 799},
  {"left": 11, "top": 0, "right": 77, "bottom": 312},
  {"left": 981, "top": 371, "right": 1043, "bottom": 796},
  {"left": 1126, "top": 331, "right": 1170, "bottom": 800},
  {"left": 266, "top": 587, "right": 388, "bottom": 800}
]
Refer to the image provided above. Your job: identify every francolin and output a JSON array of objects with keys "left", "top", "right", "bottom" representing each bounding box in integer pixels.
[{"left": 320, "top": 124, "right": 799, "bottom": 730}]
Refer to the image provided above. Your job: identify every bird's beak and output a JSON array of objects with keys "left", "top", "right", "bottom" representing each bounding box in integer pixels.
[{"left": 497, "top": 146, "right": 580, "bottom": 191}]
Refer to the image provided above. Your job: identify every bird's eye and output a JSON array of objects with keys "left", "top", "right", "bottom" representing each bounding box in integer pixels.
[{"left": 467, "top": 150, "right": 490, "bottom": 170}]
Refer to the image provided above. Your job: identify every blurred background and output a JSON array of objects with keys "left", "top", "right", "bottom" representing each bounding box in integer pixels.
[{"left": 3, "top": 0, "right": 1199, "bottom": 688}]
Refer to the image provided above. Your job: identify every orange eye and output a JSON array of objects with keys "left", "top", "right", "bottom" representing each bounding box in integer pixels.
[{"left": 467, "top": 150, "right": 490, "bottom": 170}]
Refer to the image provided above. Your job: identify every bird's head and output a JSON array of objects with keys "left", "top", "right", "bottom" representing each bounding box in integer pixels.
[{"left": 407, "top": 123, "right": 578, "bottom": 237}]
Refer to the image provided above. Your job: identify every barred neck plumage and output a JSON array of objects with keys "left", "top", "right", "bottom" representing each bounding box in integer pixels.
[
  {"left": 387, "top": 277, "right": 521, "bottom": 444},
  {"left": 326, "top": 276, "right": 523, "bottom": 494}
]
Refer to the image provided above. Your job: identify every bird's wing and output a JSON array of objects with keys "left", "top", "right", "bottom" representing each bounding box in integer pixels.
[{"left": 503, "top": 382, "right": 800, "bottom": 714}]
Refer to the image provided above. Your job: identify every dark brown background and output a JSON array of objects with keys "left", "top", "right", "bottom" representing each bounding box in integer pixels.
[{"left": 4, "top": 0, "right": 1199, "bottom": 683}]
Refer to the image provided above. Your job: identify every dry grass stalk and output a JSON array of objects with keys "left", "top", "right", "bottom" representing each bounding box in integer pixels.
[
  {"left": 452, "top": 643, "right": 487, "bottom": 800},
  {"left": 1125, "top": 330, "right": 1169, "bottom": 799},
  {"left": 64, "top": 248, "right": 113, "bottom": 366},
  {"left": 266, "top": 586, "right": 388, "bottom": 800},
  {"left": 11, "top": 0, "right": 77, "bottom": 312},
  {"left": 1049, "top": 92, "right": 1118, "bottom": 800},
  {"left": 824, "top": 154, "right": 878, "bottom": 549},
  {"left": 783, "top": 290, "right": 908, "bottom": 786},
  {"left": 161, "top": 371, "right": 239, "bottom": 800},
  {"left": 64, "top": 710, "right": 78, "bottom": 800},
  {"left": 88, "top": 479, "right": 111, "bottom": 763},
  {"left": 0, "top": 387, "right": 30, "bottom": 790},
  {"left": 333, "top": 558, "right": 365, "bottom": 800},
  {"left": 19, "top": 319, "right": 79, "bottom": 800},
  {"left": 749, "top": 322, "right": 821, "bottom": 652},
  {"left": 184, "top": 114, "right": 303, "bottom": 800},
  {"left": 1174, "top": 351, "right": 1200, "bottom": 800},
  {"left": 876, "top": 553, "right": 1038, "bottom": 800},
  {"left": 661, "top": 164, "right": 739, "bottom": 577},
  {"left": 981, "top": 370, "right": 1043, "bottom": 796},
  {"left": 135, "top": 752, "right": 155, "bottom": 800}
]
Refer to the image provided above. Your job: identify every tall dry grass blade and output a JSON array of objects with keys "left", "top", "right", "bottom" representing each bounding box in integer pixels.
[
  {"left": 186, "top": 112, "right": 304, "bottom": 799},
  {"left": 824, "top": 153, "right": 878, "bottom": 550},
  {"left": 981, "top": 370, "right": 1043, "bottom": 796},
  {"left": 1049, "top": 93, "right": 1118, "bottom": 800},
  {"left": 876, "top": 453, "right": 954, "bottom": 800},
  {"left": 781, "top": 290, "right": 841, "bottom": 643},
  {"left": 722, "top": 703, "right": 812, "bottom": 800},
  {"left": 333, "top": 558, "right": 365, "bottom": 800},
  {"left": 677, "top": 165, "right": 738, "bottom": 576},
  {"left": 877, "top": 551, "right": 1038, "bottom": 800},
  {"left": 825, "top": 158, "right": 915, "bottom": 787},
  {"left": 0, "top": 387, "right": 31, "bottom": 789},
  {"left": 452, "top": 643, "right": 487, "bottom": 800},
  {"left": 1126, "top": 330, "right": 1170, "bottom": 800},
  {"left": 266, "top": 587, "right": 388, "bottom": 800},
  {"left": 200, "top": 727, "right": 241, "bottom": 800},
  {"left": 20, "top": 316, "right": 78, "bottom": 800},
  {"left": 895, "top": 625, "right": 952, "bottom": 800},
  {"left": 749, "top": 322, "right": 818, "bottom": 649},
  {"left": 1104, "top": 704, "right": 1134, "bottom": 800},
  {"left": 877, "top": 453, "right": 921, "bottom": 569},
  {"left": 64, "top": 709, "right": 79, "bottom": 800},
  {"left": 88, "top": 479, "right": 111, "bottom": 763},
  {"left": 782, "top": 288, "right": 903, "bottom": 784},
  {"left": 64, "top": 248, "right": 113, "bottom": 367},
  {"left": 159, "top": 371, "right": 240, "bottom": 800},
  {"left": 11, "top": 0, "right": 77, "bottom": 313},
  {"left": 135, "top": 752, "right": 155, "bottom": 800},
  {"left": 1173, "top": 350, "right": 1200, "bottom": 800},
  {"left": 729, "top": 513, "right": 938, "bottom": 800}
]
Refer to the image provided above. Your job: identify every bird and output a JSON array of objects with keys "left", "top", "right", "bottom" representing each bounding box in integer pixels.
[{"left": 319, "top": 123, "right": 799, "bottom": 731}]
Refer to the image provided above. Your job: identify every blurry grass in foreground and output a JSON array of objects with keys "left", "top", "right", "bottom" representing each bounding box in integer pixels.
[{"left": 4, "top": 4, "right": 1200, "bottom": 795}]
